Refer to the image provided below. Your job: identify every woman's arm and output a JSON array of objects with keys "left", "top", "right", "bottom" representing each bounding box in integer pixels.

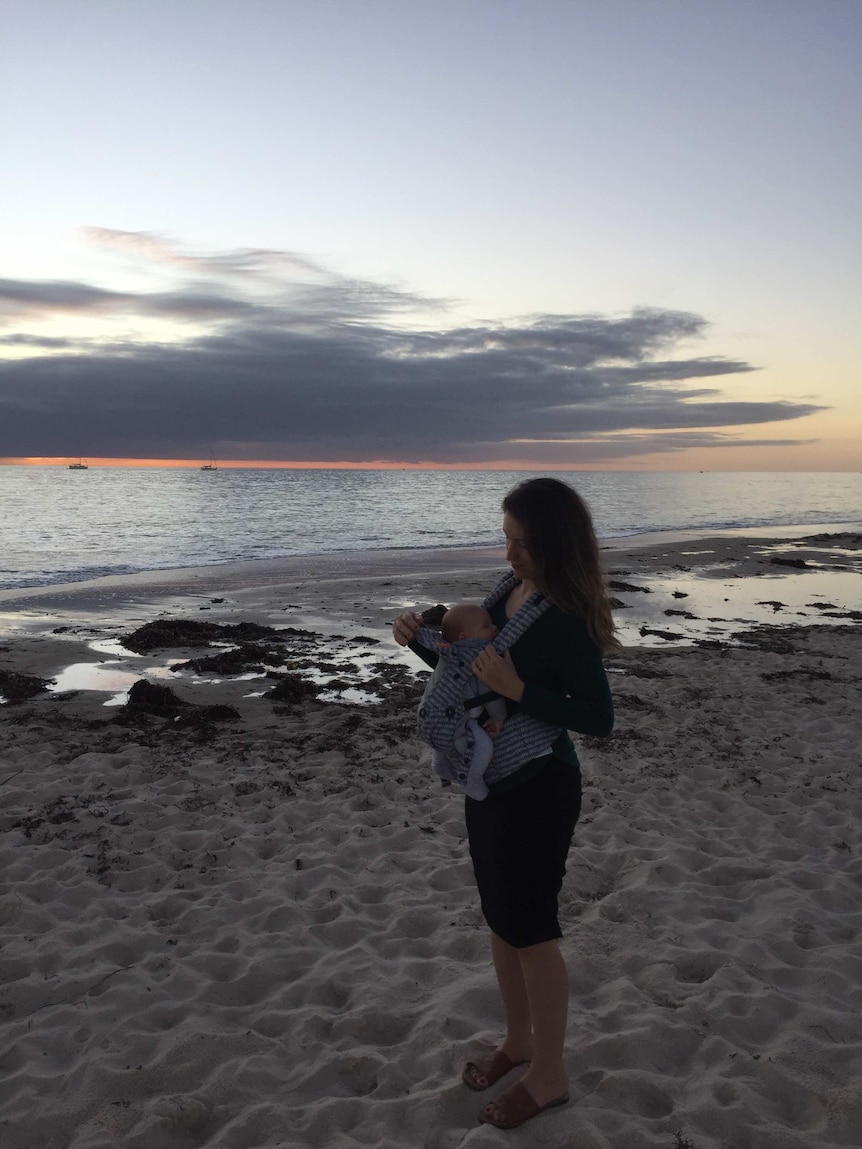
[
  {"left": 519, "top": 643, "right": 614, "bottom": 738},
  {"left": 392, "top": 610, "right": 440, "bottom": 669},
  {"left": 472, "top": 615, "right": 614, "bottom": 738},
  {"left": 408, "top": 640, "right": 439, "bottom": 669}
]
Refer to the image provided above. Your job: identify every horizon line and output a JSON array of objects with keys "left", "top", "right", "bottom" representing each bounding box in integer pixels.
[
  {"left": 3, "top": 456, "right": 597, "bottom": 471},
  {"left": 0, "top": 457, "right": 856, "bottom": 474}
]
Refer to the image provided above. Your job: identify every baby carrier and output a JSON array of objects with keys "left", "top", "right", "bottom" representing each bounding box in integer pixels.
[{"left": 415, "top": 573, "right": 560, "bottom": 795}]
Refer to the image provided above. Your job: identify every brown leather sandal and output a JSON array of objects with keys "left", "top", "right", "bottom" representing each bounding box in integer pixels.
[
  {"left": 478, "top": 1081, "right": 569, "bottom": 1129},
  {"left": 461, "top": 1049, "right": 527, "bottom": 1092}
]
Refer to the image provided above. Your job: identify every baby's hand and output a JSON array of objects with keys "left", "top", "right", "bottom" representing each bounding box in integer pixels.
[{"left": 482, "top": 719, "right": 504, "bottom": 739}]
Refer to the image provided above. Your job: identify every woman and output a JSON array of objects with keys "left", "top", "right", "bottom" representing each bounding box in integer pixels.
[{"left": 393, "top": 477, "right": 616, "bottom": 1130}]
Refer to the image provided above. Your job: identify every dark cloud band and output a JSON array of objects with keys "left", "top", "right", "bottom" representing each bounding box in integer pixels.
[{"left": 0, "top": 234, "right": 826, "bottom": 463}]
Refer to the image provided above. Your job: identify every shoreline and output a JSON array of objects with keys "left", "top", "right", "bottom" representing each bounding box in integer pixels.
[
  {"left": 0, "top": 526, "right": 857, "bottom": 668},
  {"left": 3, "top": 517, "right": 860, "bottom": 609},
  {"left": 0, "top": 521, "right": 859, "bottom": 765}
]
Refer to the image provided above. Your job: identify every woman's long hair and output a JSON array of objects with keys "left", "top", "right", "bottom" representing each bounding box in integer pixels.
[{"left": 502, "top": 477, "right": 620, "bottom": 653}]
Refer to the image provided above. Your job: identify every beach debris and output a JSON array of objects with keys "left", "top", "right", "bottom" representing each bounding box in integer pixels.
[
  {"left": 609, "top": 580, "right": 651, "bottom": 594},
  {"left": 760, "top": 667, "right": 833, "bottom": 683},
  {"left": 672, "top": 591, "right": 689, "bottom": 599},
  {"left": 673, "top": 1130, "right": 698, "bottom": 1149},
  {"left": 171, "top": 643, "right": 275, "bottom": 675},
  {"left": 122, "top": 620, "right": 225, "bottom": 651},
  {"left": 266, "top": 673, "right": 321, "bottom": 703},
  {"left": 609, "top": 597, "right": 629, "bottom": 610},
  {"left": 769, "top": 556, "right": 809, "bottom": 569},
  {"left": 13, "top": 794, "right": 80, "bottom": 837},
  {"left": 117, "top": 679, "right": 240, "bottom": 725},
  {"left": 730, "top": 628, "right": 802, "bottom": 655},
  {"left": 0, "top": 669, "right": 55, "bottom": 704},
  {"left": 803, "top": 531, "right": 862, "bottom": 547},
  {"left": 228, "top": 621, "right": 317, "bottom": 640},
  {"left": 319, "top": 677, "right": 353, "bottom": 693},
  {"left": 122, "top": 619, "right": 317, "bottom": 653},
  {"left": 799, "top": 603, "right": 862, "bottom": 621},
  {"left": 124, "top": 680, "right": 190, "bottom": 716},
  {"left": 665, "top": 609, "right": 698, "bottom": 619},
  {"left": 421, "top": 604, "right": 449, "bottom": 627},
  {"left": 638, "top": 626, "right": 684, "bottom": 641},
  {"left": 756, "top": 600, "right": 786, "bottom": 612}
]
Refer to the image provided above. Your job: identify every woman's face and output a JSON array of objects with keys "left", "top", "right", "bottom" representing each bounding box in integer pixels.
[{"left": 503, "top": 512, "right": 537, "bottom": 582}]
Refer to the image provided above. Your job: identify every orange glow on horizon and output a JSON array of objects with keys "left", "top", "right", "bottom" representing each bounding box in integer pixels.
[
  {"left": 0, "top": 456, "right": 605, "bottom": 471},
  {"left": 1, "top": 449, "right": 858, "bottom": 472}
]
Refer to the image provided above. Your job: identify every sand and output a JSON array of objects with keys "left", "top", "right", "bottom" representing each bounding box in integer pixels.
[{"left": 1, "top": 531, "right": 861, "bottom": 1149}]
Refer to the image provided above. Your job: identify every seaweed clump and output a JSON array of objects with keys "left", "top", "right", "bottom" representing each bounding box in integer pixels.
[
  {"left": 116, "top": 679, "right": 240, "bottom": 726},
  {"left": 266, "top": 673, "right": 321, "bottom": 704},
  {"left": 0, "top": 669, "right": 54, "bottom": 704},
  {"left": 122, "top": 619, "right": 317, "bottom": 654}
]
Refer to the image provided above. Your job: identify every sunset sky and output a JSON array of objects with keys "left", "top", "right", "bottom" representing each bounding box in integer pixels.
[{"left": 2, "top": 0, "right": 859, "bottom": 471}]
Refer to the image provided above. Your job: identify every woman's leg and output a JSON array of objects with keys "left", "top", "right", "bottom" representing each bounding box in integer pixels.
[
  {"left": 491, "top": 931, "right": 533, "bottom": 1060},
  {"left": 463, "top": 931, "right": 532, "bottom": 1088},
  {"left": 478, "top": 938, "right": 570, "bottom": 1122},
  {"left": 480, "top": 934, "right": 570, "bottom": 1092},
  {"left": 465, "top": 762, "right": 580, "bottom": 1097},
  {"left": 517, "top": 939, "right": 570, "bottom": 1101}
]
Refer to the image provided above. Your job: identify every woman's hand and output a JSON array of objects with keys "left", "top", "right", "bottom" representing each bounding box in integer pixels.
[
  {"left": 472, "top": 647, "right": 525, "bottom": 702},
  {"left": 392, "top": 611, "right": 423, "bottom": 647}
]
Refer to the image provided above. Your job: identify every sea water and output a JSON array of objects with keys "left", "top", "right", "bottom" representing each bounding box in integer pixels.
[{"left": 1, "top": 467, "right": 859, "bottom": 591}]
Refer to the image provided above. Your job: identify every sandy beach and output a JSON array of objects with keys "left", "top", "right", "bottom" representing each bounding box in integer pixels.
[{"left": 1, "top": 530, "right": 860, "bottom": 1149}]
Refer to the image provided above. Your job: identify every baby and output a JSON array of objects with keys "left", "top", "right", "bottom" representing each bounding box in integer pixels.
[
  {"left": 438, "top": 604, "right": 505, "bottom": 737},
  {"left": 415, "top": 602, "right": 508, "bottom": 799}
]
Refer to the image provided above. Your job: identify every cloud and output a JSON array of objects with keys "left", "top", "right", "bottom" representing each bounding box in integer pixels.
[
  {"left": 82, "top": 227, "right": 326, "bottom": 281},
  {"left": 0, "top": 333, "right": 76, "bottom": 349},
  {"left": 0, "top": 276, "right": 259, "bottom": 323},
  {"left": 79, "top": 228, "right": 445, "bottom": 322},
  {"left": 0, "top": 233, "right": 827, "bottom": 463}
]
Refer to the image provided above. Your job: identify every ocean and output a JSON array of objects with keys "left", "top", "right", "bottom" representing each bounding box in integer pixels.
[{"left": 1, "top": 467, "right": 859, "bottom": 592}]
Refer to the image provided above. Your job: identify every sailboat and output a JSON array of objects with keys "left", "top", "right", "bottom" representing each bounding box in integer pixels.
[
  {"left": 201, "top": 450, "right": 218, "bottom": 471},
  {"left": 68, "top": 458, "right": 88, "bottom": 470}
]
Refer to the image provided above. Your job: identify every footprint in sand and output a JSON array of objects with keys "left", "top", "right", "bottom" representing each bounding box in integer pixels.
[{"left": 151, "top": 1093, "right": 212, "bottom": 1130}]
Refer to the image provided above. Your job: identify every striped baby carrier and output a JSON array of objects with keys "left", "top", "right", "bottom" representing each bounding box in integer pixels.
[{"left": 416, "top": 573, "right": 561, "bottom": 787}]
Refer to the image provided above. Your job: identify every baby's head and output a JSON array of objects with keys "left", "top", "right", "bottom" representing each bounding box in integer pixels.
[{"left": 441, "top": 603, "right": 498, "bottom": 643}]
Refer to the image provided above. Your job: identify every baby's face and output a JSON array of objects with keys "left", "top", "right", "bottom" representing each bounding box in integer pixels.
[{"left": 466, "top": 613, "right": 497, "bottom": 640}]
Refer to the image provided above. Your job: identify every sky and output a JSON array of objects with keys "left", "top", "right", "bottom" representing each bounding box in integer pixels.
[{"left": 1, "top": 0, "right": 860, "bottom": 470}]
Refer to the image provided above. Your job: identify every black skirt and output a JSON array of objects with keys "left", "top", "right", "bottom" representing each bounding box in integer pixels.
[{"left": 465, "top": 756, "right": 582, "bottom": 949}]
